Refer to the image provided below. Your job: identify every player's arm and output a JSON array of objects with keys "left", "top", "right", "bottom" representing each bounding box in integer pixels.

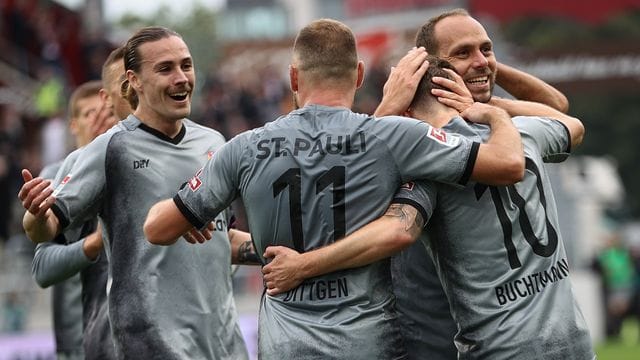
[
  {"left": 144, "top": 198, "right": 194, "bottom": 245},
  {"left": 145, "top": 196, "right": 230, "bottom": 245},
  {"left": 489, "top": 97, "right": 584, "bottom": 149},
  {"left": 463, "top": 103, "right": 525, "bottom": 185},
  {"left": 31, "top": 235, "right": 99, "bottom": 288},
  {"left": 82, "top": 227, "right": 104, "bottom": 261},
  {"left": 429, "top": 65, "right": 582, "bottom": 151},
  {"left": 19, "top": 169, "right": 62, "bottom": 243},
  {"left": 495, "top": 62, "right": 569, "bottom": 113},
  {"left": 229, "top": 229, "right": 260, "bottom": 265},
  {"left": 262, "top": 203, "right": 424, "bottom": 295}
]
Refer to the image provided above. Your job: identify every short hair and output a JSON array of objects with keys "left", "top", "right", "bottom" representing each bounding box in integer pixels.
[
  {"left": 68, "top": 80, "right": 102, "bottom": 118},
  {"left": 415, "top": 8, "right": 470, "bottom": 54},
  {"left": 293, "top": 19, "right": 358, "bottom": 83},
  {"left": 409, "top": 56, "right": 456, "bottom": 111},
  {"left": 103, "top": 46, "right": 138, "bottom": 110},
  {"left": 121, "top": 27, "right": 181, "bottom": 109},
  {"left": 101, "top": 46, "right": 125, "bottom": 83}
]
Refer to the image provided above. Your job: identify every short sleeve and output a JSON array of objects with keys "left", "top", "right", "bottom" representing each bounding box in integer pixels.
[
  {"left": 392, "top": 180, "right": 437, "bottom": 228},
  {"left": 513, "top": 116, "right": 571, "bottom": 163},
  {"left": 175, "top": 135, "right": 243, "bottom": 230},
  {"left": 373, "top": 116, "right": 479, "bottom": 186},
  {"left": 51, "top": 136, "right": 109, "bottom": 230}
]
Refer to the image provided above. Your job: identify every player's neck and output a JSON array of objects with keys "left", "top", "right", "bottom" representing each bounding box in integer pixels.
[
  {"left": 297, "top": 84, "right": 356, "bottom": 109},
  {"left": 134, "top": 108, "right": 184, "bottom": 138},
  {"left": 413, "top": 104, "right": 459, "bottom": 129}
]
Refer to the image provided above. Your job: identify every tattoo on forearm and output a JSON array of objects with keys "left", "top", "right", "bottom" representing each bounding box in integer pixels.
[
  {"left": 385, "top": 204, "right": 424, "bottom": 235},
  {"left": 238, "top": 240, "right": 260, "bottom": 264}
]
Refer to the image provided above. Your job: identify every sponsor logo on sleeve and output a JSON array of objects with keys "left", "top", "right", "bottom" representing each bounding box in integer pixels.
[
  {"left": 427, "top": 126, "right": 459, "bottom": 147},
  {"left": 188, "top": 168, "right": 203, "bottom": 191},
  {"left": 53, "top": 174, "right": 71, "bottom": 196}
]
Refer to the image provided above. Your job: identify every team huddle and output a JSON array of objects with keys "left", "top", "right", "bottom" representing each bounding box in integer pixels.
[{"left": 18, "top": 8, "right": 595, "bottom": 360}]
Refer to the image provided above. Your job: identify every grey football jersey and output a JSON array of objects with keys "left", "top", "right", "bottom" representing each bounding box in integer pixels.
[
  {"left": 37, "top": 161, "right": 84, "bottom": 356},
  {"left": 50, "top": 147, "right": 117, "bottom": 360},
  {"left": 394, "top": 116, "right": 594, "bottom": 360},
  {"left": 176, "top": 105, "right": 479, "bottom": 359},
  {"left": 51, "top": 115, "right": 248, "bottom": 360},
  {"left": 390, "top": 238, "right": 457, "bottom": 360}
]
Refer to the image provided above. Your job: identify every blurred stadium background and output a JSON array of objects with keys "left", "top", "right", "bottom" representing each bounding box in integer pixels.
[{"left": 1, "top": 0, "right": 640, "bottom": 359}]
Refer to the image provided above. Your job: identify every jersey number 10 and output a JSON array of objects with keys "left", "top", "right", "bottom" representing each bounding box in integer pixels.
[
  {"left": 475, "top": 158, "right": 558, "bottom": 269},
  {"left": 273, "top": 166, "right": 346, "bottom": 252}
]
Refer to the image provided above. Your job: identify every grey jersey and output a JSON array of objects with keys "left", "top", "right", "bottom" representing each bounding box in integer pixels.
[
  {"left": 175, "top": 105, "right": 479, "bottom": 359},
  {"left": 390, "top": 238, "right": 457, "bottom": 360},
  {"left": 394, "top": 116, "right": 594, "bottom": 360},
  {"left": 50, "top": 115, "right": 248, "bottom": 360},
  {"left": 37, "top": 161, "right": 84, "bottom": 357},
  {"left": 51, "top": 147, "right": 116, "bottom": 360}
]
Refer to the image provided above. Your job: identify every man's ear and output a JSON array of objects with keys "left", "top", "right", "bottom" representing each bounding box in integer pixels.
[
  {"left": 127, "top": 70, "right": 142, "bottom": 93},
  {"left": 356, "top": 61, "right": 365, "bottom": 89},
  {"left": 289, "top": 64, "right": 298, "bottom": 92},
  {"left": 99, "top": 88, "right": 109, "bottom": 102}
]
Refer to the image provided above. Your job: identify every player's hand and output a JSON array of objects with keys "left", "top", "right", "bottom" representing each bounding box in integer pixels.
[
  {"left": 374, "top": 47, "right": 429, "bottom": 117},
  {"left": 183, "top": 222, "right": 214, "bottom": 244},
  {"left": 461, "top": 102, "right": 510, "bottom": 126},
  {"left": 18, "top": 169, "right": 55, "bottom": 218},
  {"left": 83, "top": 223, "right": 104, "bottom": 261},
  {"left": 431, "top": 68, "right": 474, "bottom": 113},
  {"left": 89, "top": 98, "right": 117, "bottom": 141},
  {"left": 262, "top": 246, "right": 304, "bottom": 296}
]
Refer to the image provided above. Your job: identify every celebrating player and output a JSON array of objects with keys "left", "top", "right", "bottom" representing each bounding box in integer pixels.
[
  {"left": 19, "top": 27, "right": 250, "bottom": 359},
  {"left": 144, "top": 19, "right": 524, "bottom": 359}
]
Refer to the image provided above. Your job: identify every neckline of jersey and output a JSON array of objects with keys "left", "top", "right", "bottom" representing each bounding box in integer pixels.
[{"left": 138, "top": 122, "right": 186, "bottom": 145}]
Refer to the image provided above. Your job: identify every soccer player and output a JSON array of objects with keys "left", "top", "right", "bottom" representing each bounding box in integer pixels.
[
  {"left": 31, "top": 46, "right": 132, "bottom": 359},
  {"left": 262, "top": 56, "right": 595, "bottom": 359},
  {"left": 19, "top": 27, "right": 250, "bottom": 359},
  {"left": 143, "top": 19, "right": 524, "bottom": 359},
  {"left": 31, "top": 80, "right": 103, "bottom": 360},
  {"left": 375, "top": 9, "right": 583, "bottom": 359}
]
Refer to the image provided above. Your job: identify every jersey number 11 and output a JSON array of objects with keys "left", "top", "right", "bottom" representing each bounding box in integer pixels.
[{"left": 273, "top": 166, "right": 346, "bottom": 252}]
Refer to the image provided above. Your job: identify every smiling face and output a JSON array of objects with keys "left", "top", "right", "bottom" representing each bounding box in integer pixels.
[
  {"left": 434, "top": 15, "right": 497, "bottom": 103},
  {"left": 128, "top": 35, "right": 195, "bottom": 124}
]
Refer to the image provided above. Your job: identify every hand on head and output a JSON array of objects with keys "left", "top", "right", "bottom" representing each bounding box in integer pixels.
[
  {"left": 374, "top": 47, "right": 429, "bottom": 117},
  {"left": 431, "top": 68, "right": 474, "bottom": 113}
]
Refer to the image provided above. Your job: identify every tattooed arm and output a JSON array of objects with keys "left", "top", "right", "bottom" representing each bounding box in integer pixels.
[
  {"left": 229, "top": 229, "right": 260, "bottom": 265},
  {"left": 262, "top": 203, "right": 424, "bottom": 295}
]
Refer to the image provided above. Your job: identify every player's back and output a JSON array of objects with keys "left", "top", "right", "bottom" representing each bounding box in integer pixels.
[
  {"left": 232, "top": 104, "right": 474, "bottom": 359},
  {"left": 420, "top": 117, "right": 594, "bottom": 359}
]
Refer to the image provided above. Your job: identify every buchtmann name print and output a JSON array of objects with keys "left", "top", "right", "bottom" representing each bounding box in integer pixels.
[{"left": 495, "top": 258, "right": 570, "bottom": 306}]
